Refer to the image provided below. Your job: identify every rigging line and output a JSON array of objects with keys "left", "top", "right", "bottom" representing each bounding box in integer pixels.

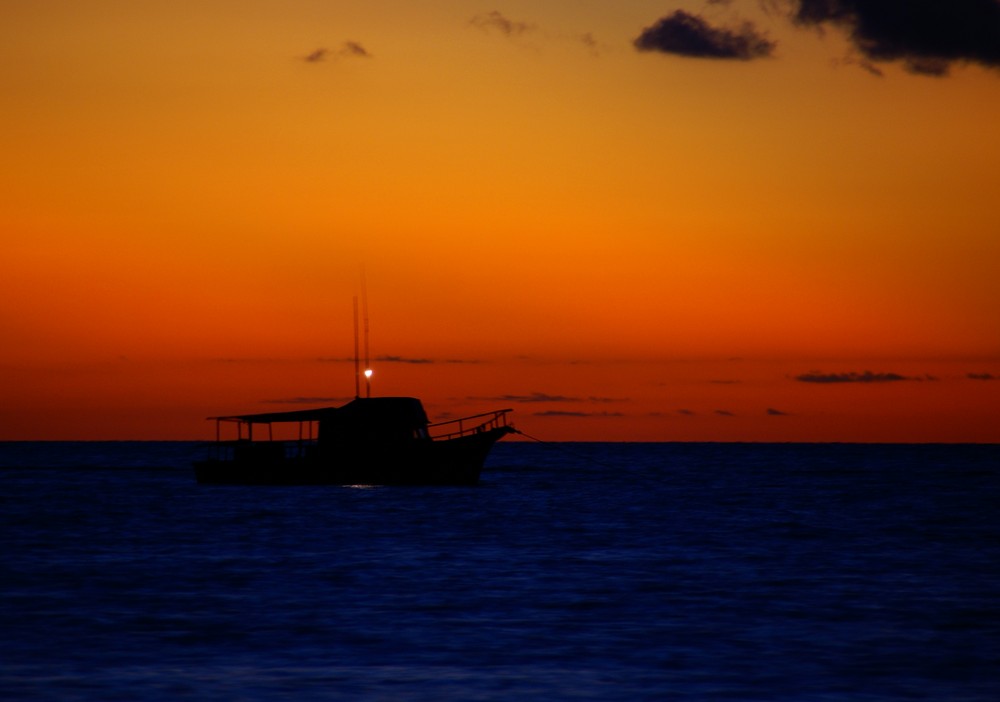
[
  {"left": 510, "top": 428, "right": 618, "bottom": 469},
  {"left": 511, "top": 428, "right": 548, "bottom": 444}
]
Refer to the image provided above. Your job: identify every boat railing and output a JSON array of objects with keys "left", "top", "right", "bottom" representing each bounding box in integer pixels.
[
  {"left": 205, "top": 416, "right": 320, "bottom": 462},
  {"left": 203, "top": 407, "right": 514, "bottom": 460},
  {"left": 427, "top": 409, "right": 513, "bottom": 441},
  {"left": 207, "top": 436, "right": 318, "bottom": 462}
]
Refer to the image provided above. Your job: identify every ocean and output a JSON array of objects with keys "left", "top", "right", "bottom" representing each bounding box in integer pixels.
[{"left": 1, "top": 441, "right": 998, "bottom": 701}]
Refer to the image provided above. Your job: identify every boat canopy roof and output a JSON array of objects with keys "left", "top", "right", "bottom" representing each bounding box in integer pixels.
[{"left": 212, "top": 397, "right": 429, "bottom": 428}]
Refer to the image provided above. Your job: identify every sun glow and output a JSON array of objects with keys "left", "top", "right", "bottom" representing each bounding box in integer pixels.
[{"left": 1, "top": 2, "right": 998, "bottom": 441}]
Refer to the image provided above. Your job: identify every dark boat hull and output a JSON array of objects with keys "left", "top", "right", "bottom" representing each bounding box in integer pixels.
[{"left": 194, "top": 426, "right": 512, "bottom": 486}]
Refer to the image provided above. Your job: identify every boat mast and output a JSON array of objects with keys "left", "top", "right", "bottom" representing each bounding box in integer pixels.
[
  {"left": 362, "top": 269, "right": 372, "bottom": 398},
  {"left": 353, "top": 295, "right": 361, "bottom": 399}
]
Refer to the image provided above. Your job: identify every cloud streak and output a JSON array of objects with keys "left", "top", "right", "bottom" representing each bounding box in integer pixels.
[
  {"left": 470, "top": 11, "right": 534, "bottom": 38},
  {"left": 264, "top": 396, "right": 346, "bottom": 405},
  {"left": 376, "top": 355, "right": 433, "bottom": 365},
  {"left": 534, "top": 410, "right": 625, "bottom": 418},
  {"left": 580, "top": 32, "right": 601, "bottom": 56},
  {"left": 340, "top": 41, "right": 370, "bottom": 58},
  {"left": 634, "top": 10, "right": 776, "bottom": 60},
  {"left": 795, "top": 370, "right": 914, "bottom": 383},
  {"left": 481, "top": 392, "right": 582, "bottom": 403},
  {"left": 303, "top": 41, "right": 372, "bottom": 63},
  {"left": 473, "top": 392, "right": 628, "bottom": 404}
]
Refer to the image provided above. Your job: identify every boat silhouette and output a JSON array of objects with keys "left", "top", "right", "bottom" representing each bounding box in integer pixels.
[
  {"left": 195, "top": 289, "right": 514, "bottom": 485},
  {"left": 194, "top": 397, "right": 513, "bottom": 485}
]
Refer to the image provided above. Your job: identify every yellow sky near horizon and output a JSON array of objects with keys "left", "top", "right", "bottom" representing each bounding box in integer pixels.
[{"left": 2, "top": 1, "right": 998, "bottom": 440}]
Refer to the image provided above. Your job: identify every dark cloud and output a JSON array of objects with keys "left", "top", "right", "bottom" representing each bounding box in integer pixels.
[
  {"left": 341, "top": 41, "right": 371, "bottom": 58},
  {"left": 715, "top": 409, "right": 735, "bottom": 416},
  {"left": 304, "top": 48, "right": 328, "bottom": 63},
  {"left": 303, "top": 42, "right": 372, "bottom": 63},
  {"left": 795, "top": 370, "right": 911, "bottom": 383},
  {"left": 634, "top": 10, "right": 776, "bottom": 60},
  {"left": 470, "top": 11, "right": 534, "bottom": 37},
  {"left": 678, "top": 409, "right": 696, "bottom": 416},
  {"left": 766, "top": 407, "right": 790, "bottom": 416},
  {"left": 968, "top": 372, "right": 997, "bottom": 380},
  {"left": 790, "top": 0, "right": 1000, "bottom": 75}
]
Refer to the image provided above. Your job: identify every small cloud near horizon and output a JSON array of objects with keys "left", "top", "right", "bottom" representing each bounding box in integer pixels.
[
  {"left": 480, "top": 392, "right": 582, "bottom": 403},
  {"left": 766, "top": 407, "right": 790, "bottom": 416},
  {"left": 474, "top": 392, "right": 628, "bottom": 405},
  {"left": 376, "top": 355, "right": 433, "bottom": 365},
  {"left": 317, "top": 355, "right": 480, "bottom": 365},
  {"left": 795, "top": 370, "right": 929, "bottom": 383},
  {"left": 634, "top": 10, "right": 776, "bottom": 60},
  {"left": 968, "top": 372, "right": 997, "bottom": 381},
  {"left": 264, "top": 396, "right": 346, "bottom": 405},
  {"left": 715, "top": 409, "right": 735, "bottom": 416},
  {"left": 534, "top": 410, "right": 625, "bottom": 418}
]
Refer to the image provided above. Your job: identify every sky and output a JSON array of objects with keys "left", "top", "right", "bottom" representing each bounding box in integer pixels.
[{"left": 2, "top": 0, "right": 999, "bottom": 441}]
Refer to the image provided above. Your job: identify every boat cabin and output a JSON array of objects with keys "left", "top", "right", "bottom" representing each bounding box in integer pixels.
[
  {"left": 206, "top": 397, "right": 511, "bottom": 461},
  {"left": 198, "top": 396, "right": 513, "bottom": 485}
]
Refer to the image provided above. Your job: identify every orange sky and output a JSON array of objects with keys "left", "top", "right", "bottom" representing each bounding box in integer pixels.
[{"left": 2, "top": 1, "right": 998, "bottom": 441}]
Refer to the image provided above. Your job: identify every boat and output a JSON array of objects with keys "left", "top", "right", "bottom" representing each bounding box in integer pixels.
[{"left": 194, "top": 396, "right": 514, "bottom": 485}]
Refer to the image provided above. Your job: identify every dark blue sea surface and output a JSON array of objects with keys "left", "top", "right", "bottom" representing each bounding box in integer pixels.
[{"left": 2, "top": 441, "right": 998, "bottom": 701}]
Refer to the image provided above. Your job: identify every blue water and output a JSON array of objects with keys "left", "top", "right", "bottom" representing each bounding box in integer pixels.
[{"left": 1, "top": 442, "right": 998, "bottom": 701}]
